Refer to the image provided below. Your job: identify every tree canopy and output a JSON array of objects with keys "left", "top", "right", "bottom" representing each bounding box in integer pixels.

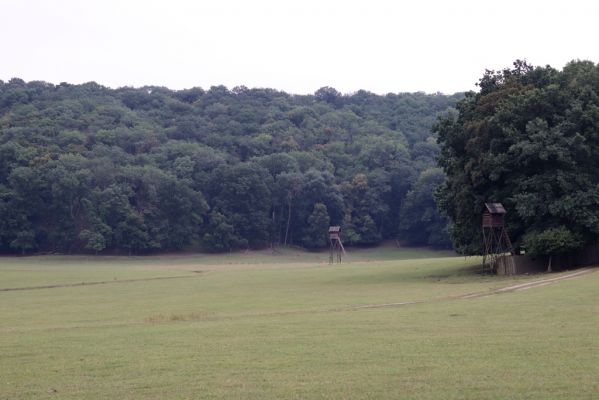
[
  {"left": 436, "top": 60, "right": 599, "bottom": 256},
  {"left": 0, "top": 78, "right": 461, "bottom": 254}
]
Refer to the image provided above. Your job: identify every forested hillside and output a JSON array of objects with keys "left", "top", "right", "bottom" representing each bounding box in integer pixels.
[{"left": 0, "top": 79, "right": 461, "bottom": 254}]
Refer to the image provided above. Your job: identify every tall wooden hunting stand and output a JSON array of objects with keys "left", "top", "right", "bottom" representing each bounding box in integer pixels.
[
  {"left": 328, "top": 226, "right": 346, "bottom": 264},
  {"left": 482, "top": 203, "right": 514, "bottom": 273}
]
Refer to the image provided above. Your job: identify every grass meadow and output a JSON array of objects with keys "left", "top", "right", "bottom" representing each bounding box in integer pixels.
[{"left": 1, "top": 245, "right": 598, "bottom": 399}]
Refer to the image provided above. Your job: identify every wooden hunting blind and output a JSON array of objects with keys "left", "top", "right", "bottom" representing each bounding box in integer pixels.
[
  {"left": 482, "top": 203, "right": 514, "bottom": 273},
  {"left": 482, "top": 202, "right": 506, "bottom": 227},
  {"left": 328, "top": 226, "right": 346, "bottom": 263}
]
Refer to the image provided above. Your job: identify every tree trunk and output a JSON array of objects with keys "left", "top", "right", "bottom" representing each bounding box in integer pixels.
[
  {"left": 547, "top": 255, "right": 553, "bottom": 272},
  {"left": 284, "top": 199, "right": 292, "bottom": 246},
  {"left": 270, "top": 209, "right": 276, "bottom": 248},
  {"left": 278, "top": 205, "right": 284, "bottom": 245}
]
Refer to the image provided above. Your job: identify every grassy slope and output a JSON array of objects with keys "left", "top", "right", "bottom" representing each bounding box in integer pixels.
[{"left": 1, "top": 247, "right": 597, "bottom": 399}]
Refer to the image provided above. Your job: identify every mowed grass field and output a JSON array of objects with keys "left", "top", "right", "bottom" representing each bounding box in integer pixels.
[{"left": 1, "top": 246, "right": 598, "bottom": 399}]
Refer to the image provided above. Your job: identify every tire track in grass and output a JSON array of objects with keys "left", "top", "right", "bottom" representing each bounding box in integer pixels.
[
  {"left": 0, "top": 272, "right": 203, "bottom": 292},
  {"left": 145, "top": 267, "right": 599, "bottom": 321},
  {"left": 457, "top": 267, "right": 596, "bottom": 299},
  {"left": 2, "top": 268, "right": 596, "bottom": 333}
]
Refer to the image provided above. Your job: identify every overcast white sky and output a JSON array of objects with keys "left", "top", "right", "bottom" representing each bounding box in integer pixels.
[{"left": 1, "top": 0, "right": 598, "bottom": 94}]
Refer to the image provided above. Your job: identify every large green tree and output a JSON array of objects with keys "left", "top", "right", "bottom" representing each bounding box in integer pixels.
[{"left": 436, "top": 60, "right": 599, "bottom": 256}]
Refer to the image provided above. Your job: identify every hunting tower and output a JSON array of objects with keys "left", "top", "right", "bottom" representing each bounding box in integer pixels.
[
  {"left": 482, "top": 203, "right": 514, "bottom": 272},
  {"left": 328, "top": 226, "right": 346, "bottom": 263}
]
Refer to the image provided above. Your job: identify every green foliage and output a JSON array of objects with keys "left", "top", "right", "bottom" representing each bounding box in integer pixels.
[
  {"left": 300, "top": 203, "right": 331, "bottom": 248},
  {"left": 522, "top": 227, "right": 584, "bottom": 257},
  {"left": 436, "top": 60, "right": 599, "bottom": 256},
  {"left": 9, "top": 229, "right": 36, "bottom": 254},
  {"left": 202, "top": 211, "right": 246, "bottom": 252},
  {"left": 0, "top": 79, "right": 461, "bottom": 253},
  {"left": 79, "top": 229, "right": 107, "bottom": 253},
  {"left": 208, "top": 163, "right": 272, "bottom": 248},
  {"left": 399, "top": 168, "right": 451, "bottom": 248}
]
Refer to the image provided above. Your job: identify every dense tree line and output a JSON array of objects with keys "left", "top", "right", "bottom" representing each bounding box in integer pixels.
[
  {"left": 0, "top": 79, "right": 460, "bottom": 254},
  {"left": 436, "top": 60, "right": 599, "bottom": 258}
]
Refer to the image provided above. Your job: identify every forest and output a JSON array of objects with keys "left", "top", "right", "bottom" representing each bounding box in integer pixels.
[{"left": 0, "top": 79, "right": 461, "bottom": 254}]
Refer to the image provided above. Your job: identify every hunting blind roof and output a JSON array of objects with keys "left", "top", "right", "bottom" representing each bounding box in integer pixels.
[{"left": 484, "top": 203, "right": 506, "bottom": 215}]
